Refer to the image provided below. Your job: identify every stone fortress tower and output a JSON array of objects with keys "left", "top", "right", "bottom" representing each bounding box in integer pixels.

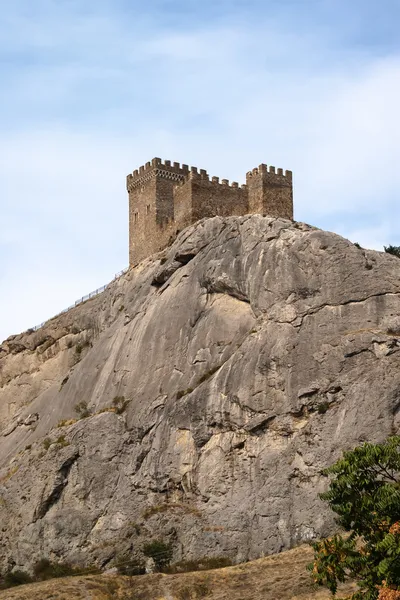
[{"left": 127, "top": 158, "right": 293, "bottom": 266}]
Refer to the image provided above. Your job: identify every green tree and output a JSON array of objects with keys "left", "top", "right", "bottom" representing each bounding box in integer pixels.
[
  {"left": 384, "top": 246, "right": 400, "bottom": 258},
  {"left": 142, "top": 540, "right": 173, "bottom": 572},
  {"left": 309, "top": 437, "right": 400, "bottom": 599}
]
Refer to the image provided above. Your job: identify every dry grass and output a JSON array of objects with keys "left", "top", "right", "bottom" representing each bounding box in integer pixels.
[
  {"left": 0, "top": 545, "right": 356, "bottom": 600},
  {"left": 0, "top": 465, "right": 19, "bottom": 483}
]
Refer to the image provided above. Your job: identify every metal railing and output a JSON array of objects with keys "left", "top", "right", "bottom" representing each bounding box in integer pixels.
[{"left": 31, "top": 268, "right": 129, "bottom": 332}]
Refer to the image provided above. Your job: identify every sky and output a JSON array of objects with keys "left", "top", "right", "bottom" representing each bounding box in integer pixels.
[{"left": 1, "top": 0, "right": 399, "bottom": 343}]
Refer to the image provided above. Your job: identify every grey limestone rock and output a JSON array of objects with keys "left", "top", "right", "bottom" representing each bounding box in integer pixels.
[{"left": 0, "top": 215, "right": 400, "bottom": 570}]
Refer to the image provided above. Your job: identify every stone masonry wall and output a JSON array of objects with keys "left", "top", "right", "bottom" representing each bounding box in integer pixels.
[
  {"left": 247, "top": 165, "right": 293, "bottom": 219},
  {"left": 190, "top": 173, "right": 248, "bottom": 222},
  {"left": 128, "top": 175, "right": 157, "bottom": 266},
  {"left": 127, "top": 158, "right": 293, "bottom": 265},
  {"left": 173, "top": 179, "right": 193, "bottom": 232}
]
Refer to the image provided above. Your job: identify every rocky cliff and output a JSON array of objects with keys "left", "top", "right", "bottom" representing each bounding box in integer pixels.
[{"left": 1, "top": 215, "right": 400, "bottom": 572}]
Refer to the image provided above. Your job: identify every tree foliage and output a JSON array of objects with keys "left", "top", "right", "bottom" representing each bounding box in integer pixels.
[
  {"left": 384, "top": 246, "right": 400, "bottom": 258},
  {"left": 142, "top": 540, "right": 173, "bottom": 572},
  {"left": 309, "top": 437, "right": 400, "bottom": 599}
]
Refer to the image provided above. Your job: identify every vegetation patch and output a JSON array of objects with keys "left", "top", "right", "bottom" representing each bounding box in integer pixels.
[
  {"left": 0, "top": 558, "right": 100, "bottom": 590},
  {"left": 55, "top": 435, "right": 69, "bottom": 447},
  {"left": 198, "top": 366, "right": 220, "bottom": 384},
  {"left": 114, "top": 555, "right": 146, "bottom": 576},
  {"left": 309, "top": 436, "right": 400, "bottom": 599},
  {"left": 0, "top": 569, "right": 33, "bottom": 589},
  {"left": 97, "top": 396, "right": 129, "bottom": 416},
  {"left": 42, "top": 435, "right": 70, "bottom": 451},
  {"left": 42, "top": 438, "right": 52, "bottom": 450},
  {"left": 74, "top": 339, "right": 92, "bottom": 362},
  {"left": 0, "top": 466, "right": 19, "bottom": 484},
  {"left": 143, "top": 539, "right": 173, "bottom": 572},
  {"left": 112, "top": 395, "right": 129, "bottom": 414},
  {"left": 74, "top": 401, "right": 92, "bottom": 419},
  {"left": 384, "top": 245, "right": 400, "bottom": 258},
  {"left": 57, "top": 418, "right": 77, "bottom": 428},
  {"left": 317, "top": 401, "right": 330, "bottom": 414}
]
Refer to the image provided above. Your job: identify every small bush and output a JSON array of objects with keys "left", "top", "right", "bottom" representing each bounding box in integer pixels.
[
  {"left": 33, "top": 558, "right": 99, "bottom": 581},
  {"left": 74, "top": 401, "right": 91, "bottom": 419},
  {"left": 112, "top": 396, "right": 129, "bottom": 414},
  {"left": 33, "top": 558, "right": 75, "bottom": 580},
  {"left": 384, "top": 245, "right": 400, "bottom": 258},
  {"left": 0, "top": 559, "right": 100, "bottom": 589},
  {"left": 1, "top": 570, "right": 33, "bottom": 588},
  {"left": 198, "top": 366, "right": 219, "bottom": 384},
  {"left": 55, "top": 435, "right": 69, "bottom": 447},
  {"left": 43, "top": 438, "right": 52, "bottom": 450},
  {"left": 142, "top": 540, "right": 173, "bottom": 572},
  {"left": 74, "top": 340, "right": 91, "bottom": 362},
  {"left": 115, "top": 555, "right": 145, "bottom": 576},
  {"left": 354, "top": 242, "right": 361, "bottom": 249},
  {"left": 317, "top": 401, "right": 329, "bottom": 415}
]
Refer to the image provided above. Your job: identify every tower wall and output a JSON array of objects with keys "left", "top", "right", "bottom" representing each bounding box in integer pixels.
[
  {"left": 127, "top": 159, "right": 195, "bottom": 265},
  {"left": 173, "top": 178, "right": 193, "bottom": 233},
  {"left": 127, "top": 167, "right": 158, "bottom": 266},
  {"left": 247, "top": 164, "right": 293, "bottom": 219}
]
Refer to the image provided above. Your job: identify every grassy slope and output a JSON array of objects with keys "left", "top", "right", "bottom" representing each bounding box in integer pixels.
[{"left": 0, "top": 545, "right": 355, "bottom": 600}]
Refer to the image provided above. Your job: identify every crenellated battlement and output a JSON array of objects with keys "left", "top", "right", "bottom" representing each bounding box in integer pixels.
[
  {"left": 183, "top": 169, "right": 247, "bottom": 190},
  {"left": 127, "top": 158, "right": 211, "bottom": 191},
  {"left": 127, "top": 157, "right": 293, "bottom": 265},
  {"left": 246, "top": 163, "right": 292, "bottom": 181}
]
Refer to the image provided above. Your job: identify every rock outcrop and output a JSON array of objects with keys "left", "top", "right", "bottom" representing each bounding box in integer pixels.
[{"left": 1, "top": 215, "right": 400, "bottom": 571}]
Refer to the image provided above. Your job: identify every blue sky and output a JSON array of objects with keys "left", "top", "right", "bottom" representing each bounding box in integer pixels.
[{"left": 1, "top": 0, "right": 399, "bottom": 342}]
